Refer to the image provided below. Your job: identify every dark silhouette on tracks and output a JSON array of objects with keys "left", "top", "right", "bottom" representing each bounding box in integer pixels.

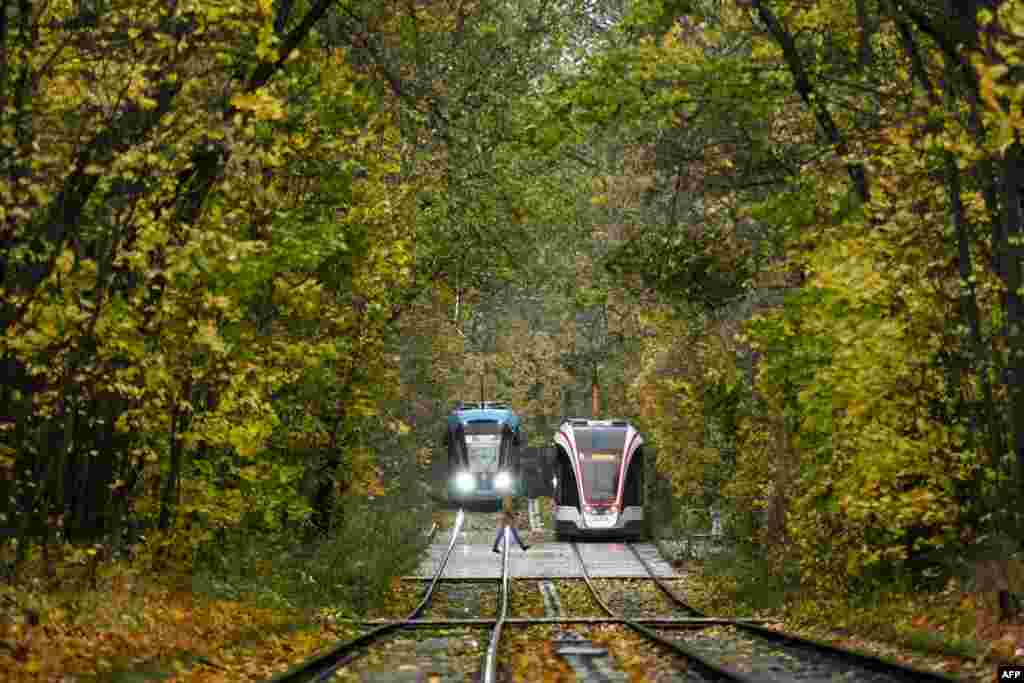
[{"left": 492, "top": 495, "right": 529, "bottom": 553}]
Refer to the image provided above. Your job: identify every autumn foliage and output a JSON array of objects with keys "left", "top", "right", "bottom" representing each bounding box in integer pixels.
[
  {"left": 5, "top": 0, "right": 1024, "bottom": 676},
  {"left": 578, "top": 0, "right": 1024, "bottom": 603}
]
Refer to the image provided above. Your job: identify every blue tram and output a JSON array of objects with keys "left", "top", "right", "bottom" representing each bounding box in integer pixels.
[
  {"left": 444, "top": 401, "right": 523, "bottom": 502},
  {"left": 552, "top": 419, "right": 645, "bottom": 539}
]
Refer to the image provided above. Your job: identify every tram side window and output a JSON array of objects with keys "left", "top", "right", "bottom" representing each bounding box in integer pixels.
[
  {"left": 450, "top": 427, "right": 464, "bottom": 462},
  {"left": 623, "top": 450, "right": 644, "bottom": 506},
  {"left": 558, "top": 453, "right": 580, "bottom": 507}
]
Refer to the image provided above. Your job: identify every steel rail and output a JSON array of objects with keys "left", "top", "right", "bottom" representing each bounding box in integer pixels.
[
  {"left": 264, "top": 509, "right": 466, "bottom": 683},
  {"left": 628, "top": 543, "right": 959, "bottom": 683},
  {"left": 627, "top": 542, "right": 705, "bottom": 616},
  {"left": 341, "top": 617, "right": 772, "bottom": 626},
  {"left": 409, "top": 509, "right": 465, "bottom": 618},
  {"left": 481, "top": 525, "right": 511, "bottom": 683},
  {"left": 397, "top": 576, "right": 719, "bottom": 582},
  {"left": 395, "top": 581, "right": 503, "bottom": 585},
  {"left": 571, "top": 542, "right": 762, "bottom": 682}
]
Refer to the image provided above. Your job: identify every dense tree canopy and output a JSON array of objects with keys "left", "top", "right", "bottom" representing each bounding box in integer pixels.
[{"left": 2, "top": 0, "right": 1024, "bottom": 614}]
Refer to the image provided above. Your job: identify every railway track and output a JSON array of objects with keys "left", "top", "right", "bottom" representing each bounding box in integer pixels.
[
  {"left": 265, "top": 509, "right": 762, "bottom": 682},
  {"left": 483, "top": 526, "right": 512, "bottom": 683},
  {"left": 265, "top": 511, "right": 535, "bottom": 683},
  {"left": 622, "top": 541, "right": 959, "bottom": 682},
  {"left": 267, "top": 506, "right": 961, "bottom": 682},
  {"left": 568, "top": 541, "right": 763, "bottom": 683},
  {"left": 533, "top": 541, "right": 963, "bottom": 682},
  {"left": 265, "top": 510, "right": 469, "bottom": 682}
]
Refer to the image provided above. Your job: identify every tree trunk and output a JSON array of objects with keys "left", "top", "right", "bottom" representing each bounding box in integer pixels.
[
  {"left": 887, "top": 1, "right": 1006, "bottom": 518},
  {"left": 854, "top": 0, "right": 875, "bottom": 68},
  {"left": 309, "top": 452, "right": 341, "bottom": 538},
  {"left": 1001, "top": 143, "right": 1024, "bottom": 527},
  {"left": 752, "top": 0, "right": 870, "bottom": 205},
  {"left": 159, "top": 407, "right": 185, "bottom": 530}
]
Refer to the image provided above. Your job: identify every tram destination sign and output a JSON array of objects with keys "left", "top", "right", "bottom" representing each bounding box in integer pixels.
[{"left": 589, "top": 452, "right": 618, "bottom": 461}]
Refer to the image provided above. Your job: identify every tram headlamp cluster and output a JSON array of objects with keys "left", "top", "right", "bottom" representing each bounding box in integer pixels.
[
  {"left": 584, "top": 504, "right": 619, "bottom": 514},
  {"left": 494, "top": 471, "right": 513, "bottom": 491},
  {"left": 454, "top": 470, "right": 475, "bottom": 492}
]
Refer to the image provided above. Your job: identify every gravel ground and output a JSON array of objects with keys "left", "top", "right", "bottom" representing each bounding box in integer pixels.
[
  {"left": 364, "top": 582, "right": 426, "bottom": 620},
  {"left": 586, "top": 623, "right": 721, "bottom": 682},
  {"left": 509, "top": 580, "right": 548, "bottom": 618},
  {"left": 556, "top": 579, "right": 611, "bottom": 617},
  {"left": 329, "top": 629, "right": 489, "bottom": 682},
  {"left": 666, "top": 624, "right": 914, "bottom": 682},
  {"left": 591, "top": 578, "right": 702, "bottom": 619},
  {"left": 653, "top": 540, "right": 984, "bottom": 681},
  {"left": 499, "top": 623, "right": 577, "bottom": 682},
  {"left": 419, "top": 582, "right": 499, "bottom": 620},
  {"left": 652, "top": 578, "right": 703, "bottom": 610}
]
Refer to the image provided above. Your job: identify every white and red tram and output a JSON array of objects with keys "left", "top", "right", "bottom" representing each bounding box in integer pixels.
[{"left": 551, "top": 419, "right": 645, "bottom": 539}]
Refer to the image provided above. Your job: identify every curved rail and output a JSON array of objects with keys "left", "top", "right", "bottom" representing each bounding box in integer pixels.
[
  {"left": 265, "top": 509, "right": 467, "bottom": 683},
  {"left": 627, "top": 542, "right": 705, "bottom": 616},
  {"left": 627, "top": 542, "right": 958, "bottom": 683},
  {"left": 346, "top": 617, "right": 768, "bottom": 627},
  {"left": 570, "top": 542, "right": 759, "bottom": 683},
  {"left": 410, "top": 509, "right": 465, "bottom": 619},
  {"left": 482, "top": 525, "right": 511, "bottom": 683}
]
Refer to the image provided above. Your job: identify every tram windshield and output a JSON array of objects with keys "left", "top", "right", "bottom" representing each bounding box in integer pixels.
[
  {"left": 464, "top": 422, "right": 503, "bottom": 471},
  {"left": 575, "top": 427, "right": 627, "bottom": 502},
  {"left": 466, "top": 434, "right": 500, "bottom": 468}
]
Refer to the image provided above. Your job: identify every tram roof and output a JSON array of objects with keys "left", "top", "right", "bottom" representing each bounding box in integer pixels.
[
  {"left": 560, "top": 419, "right": 632, "bottom": 430},
  {"left": 448, "top": 407, "right": 520, "bottom": 429}
]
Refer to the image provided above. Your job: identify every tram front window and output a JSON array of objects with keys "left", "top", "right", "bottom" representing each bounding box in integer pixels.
[
  {"left": 581, "top": 456, "right": 619, "bottom": 501},
  {"left": 466, "top": 434, "right": 500, "bottom": 470},
  {"left": 575, "top": 427, "right": 627, "bottom": 503}
]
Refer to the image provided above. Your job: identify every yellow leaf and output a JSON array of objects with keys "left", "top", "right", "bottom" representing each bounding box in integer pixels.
[
  {"left": 56, "top": 248, "right": 75, "bottom": 274},
  {"left": 230, "top": 91, "right": 286, "bottom": 120},
  {"left": 195, "top": 322, "right": 227, "bottom": 354},
  {"left": 996, "top": 115, "right": 1016, "bottom": 153}
]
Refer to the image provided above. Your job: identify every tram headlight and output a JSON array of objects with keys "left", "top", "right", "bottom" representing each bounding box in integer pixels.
[
  {"left": 494, "top": 471, "right": 512, "bottom": 491},
  {"left": 454, "top": 470, "right": 475, "bottom": 492}
]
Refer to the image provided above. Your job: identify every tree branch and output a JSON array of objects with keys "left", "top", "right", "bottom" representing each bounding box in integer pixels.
[
  {"left": 274, "top": 0, "right": 296, "bottom": 37},
  {"left": 1, "top": 78, "right": 182, "bottom": 330},
  {"left": 244, "top": 0, "right": 334, "bottom": 94},
  {"left": 750, "top": 0, "right": 870, "bottom": 204}
]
